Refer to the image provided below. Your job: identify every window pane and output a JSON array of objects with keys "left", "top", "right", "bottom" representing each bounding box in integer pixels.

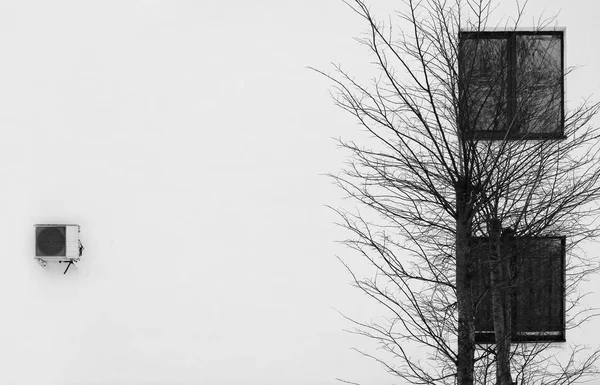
[
  {"left": 462, "top": 38, "right": 508, "bottom": 131},
  {"left": 514, "top": 237, "right": 563, "bottom": 333},
  {"left": 516, "top": 35, "right": 562, "bottom": 134},
  {"left": 471, "top": 238, "right": 493, "bottom": 332}
]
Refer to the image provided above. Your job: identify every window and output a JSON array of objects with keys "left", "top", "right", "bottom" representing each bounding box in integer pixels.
[
  {"left": 471, "top": 236, "right": 565, "bottom": 343},
  {"left": 460, "top": 31, "right": 564, "bottom": 140}
]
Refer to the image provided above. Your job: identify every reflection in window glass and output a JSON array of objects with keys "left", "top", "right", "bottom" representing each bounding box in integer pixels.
[
  {"left": 516, "top": 35, "right": 562, "bottom": 134},
  {"left": 462, "top": 38, "right": 508, "bottom": 131}
]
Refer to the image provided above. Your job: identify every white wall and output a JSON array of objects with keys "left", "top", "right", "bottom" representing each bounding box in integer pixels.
[
  {"left": 0, "top": 1, "right": 598, "bottom": 384},
  {"left": 0, "top": 1, "right": 386, "bottom": 384}
]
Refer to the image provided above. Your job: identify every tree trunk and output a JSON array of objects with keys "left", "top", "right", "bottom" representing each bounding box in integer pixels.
[
  {"left": 456, "top": 188, "right": 475, "bottom": 385},
  {"left": 488, "top": 219, "right": 513, "bottom": 385}
]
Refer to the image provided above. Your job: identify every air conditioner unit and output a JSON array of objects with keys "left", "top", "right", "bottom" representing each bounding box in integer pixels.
[{"left": 34, "top": 224, "right": 81, "bottom": 268}]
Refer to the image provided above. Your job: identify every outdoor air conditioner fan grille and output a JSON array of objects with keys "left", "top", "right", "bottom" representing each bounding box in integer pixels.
[{"left": 36, "top": 226, "right": 66, "bottom": 256}]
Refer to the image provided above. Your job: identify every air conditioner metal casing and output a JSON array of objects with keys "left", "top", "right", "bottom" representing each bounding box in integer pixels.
[{"left": 34, "top": 224, "right": 81, "bottom": 265}]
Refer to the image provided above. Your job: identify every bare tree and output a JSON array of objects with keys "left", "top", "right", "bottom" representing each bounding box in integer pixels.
[{"left": 315, "top": 0, "right": 600, "bottom": 384}]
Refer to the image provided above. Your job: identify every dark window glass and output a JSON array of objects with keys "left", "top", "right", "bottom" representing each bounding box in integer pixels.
[
  {"left": 462, "top": 38, "right": 508, "bottom": 132},
  {"left": 516, "top": 35, "right": 562, "bottom": 134},
  {"left": 514, "top": 237, "right": 564, "bottom": 333},
  {"left": 471, "top": 236, "right": 565, "bottom": 343},
  {"left": 459, "top": 31, "right": 564, "bottom": 140}
]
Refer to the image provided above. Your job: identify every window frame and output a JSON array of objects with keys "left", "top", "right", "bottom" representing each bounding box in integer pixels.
[
  {"left": 459, "top": 30, "right": 565, "bottom": 141},
  {"left": 470, "top": 235, "right": 566, "bottom": 344}
]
